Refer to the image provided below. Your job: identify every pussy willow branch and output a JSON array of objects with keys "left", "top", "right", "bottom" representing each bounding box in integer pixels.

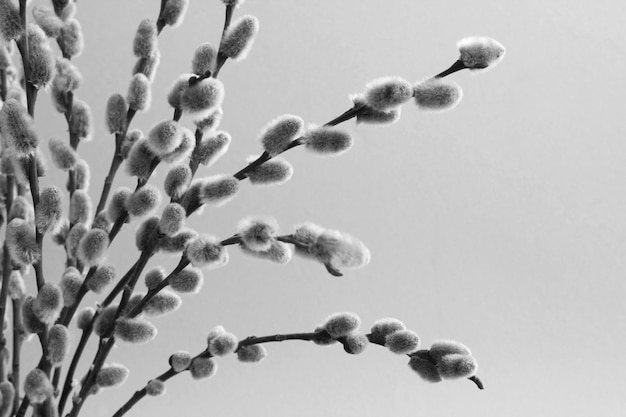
[
  {"left": 213, "top": 4, "right": 235, "bottom": 78},
  {"left": 0, "top": 175, "right": 15, "bottom": 352},
  {"left": 111, "top": 368, "right": 177, "bottom": 417},
  {"left": 12, "top": 297, "right": 24, "bottom": 415}
]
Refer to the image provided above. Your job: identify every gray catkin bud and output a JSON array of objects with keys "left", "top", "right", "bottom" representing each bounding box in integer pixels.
[
  {"left": 436, "top": 354, "right": 478, "bottom": 379},
  {"left": 47, "top": 324, "right": 70, "bottom": 364},
  {"left": 51, "top": 85, "right": 69, "bottom": 113},
  {"left": 160, "top": 228, "right": 198, "bottom": 253},
  {"left": 69, "top": 189, "right": 92, "bottom": 225},
  {"left": 169, "top": 267, "right": 203, "bottom": 294},
  {"left": 169, "top": 351, "right": 192, "bottom": 372},
  {"left": 220, "top": 15, "right": 259, "bottom": 61},
  {"left": 121, "top": 130, "right": 143, "bottom": 160},
  {"left": 0, "top": 44, "right": 11, "bottom": 70},
  {"left": 135, "top": 216, "right": 161, "bottom": 251},
  {"left": 312, "top": 326, "right": 336, "bottom": 346},
  {"left": 164, "top": 165, "right": 191, "bottom": 199},
  {"left": 133, "top": 49, "right": 160, "bottom": 82},
  {"left": 74, "top": 159, "right": 90, "bottom": 190},
  {"left": 166, "top": 74, "right": 191, "bottom": 109},
  {"left": 96, "top": 364, "right": 129, "bottom": 388},
  {"left": 6, "top": 219, "right": 39, "bottom": 265},
  {"left": 0, "top": 99, "right": 39, "bottom": 155},
  {"left": 160, "top": 127, "right": 195, "bottom": 164},
  {"left": 181, "top": 78, "right": 224, "bottom": 121},
  {"left": 93, "top": 211, "right": 112, "bottom": 232},
  {"left": 52, "top": 58, "right": 82, "bottom": 92},
  {"left": 65, "top": 223, "right": 87, "bottom": 259},
  {"left": 69, "top": 99, "right": 93, "bottom": 141},
  {"left": 259, "top": 114, "right": 303, "bottom": 156},
  {"left": 105, "top": 94, "right": 127, "bottom": 134},
  {"left": 48, "top": 137, "right": 77, "bottom": 170},
  {"left": 428, "top": 340, "right": 472, "bottom": 362},
  {"left": 59, "top": 19, "right": 83, "bottom": 57},
  {"left": 161, "top": 0, "right": 189, "bottom": 28},
  {"left": 413, "top": 79, "right": 463, "bottom": 111},
  {"left": 238, "top": 217, "right": 278, "bottom": 252},
  {"left": 126, "top": 185, "right": 162, "bottom": 217},
  {"left": 0, "top": 380, "right": 16, "bottom": 417},
  {"left": 180, "top": 179, "right": 203, "bottom": 213},
  {"left": 8, "top": 270, "right": 26, "bottom": 300},
  {"left": 369, "top": 318, "right": 406, "bottom": 344},
  {"left": 27, "top": 25, "right": 55, "bottom": 86},
  {"left": 52, "top": 218, "right": 70, "bottom": 245},
  {"left": 144, "top": 290, "right": 182, "bottom": 316},
  {"left": 145, "top": 379, "right": 165, "bottom": 396},
  {"left": 240, "top": 240, "right": 292, "bottom": 264},
  {"left": 208, "top": 332, "right": 238, "bottom": 356},
  {"left": 147, "top": 120, "right": 183, "bottom": 156},
  {"left": 36, "top": 185, "right": 63, "bottom": 233},
  {"left": 457, "top": 36, "right": 505, "bottom": 71},
  {"left": 191, "top": 43, "right": 216, "bottom": 75},
  {"left": 200, "top": 175, "right": 239, "bottom": 206},
  {"left": 292, "top": 222, "right": 324, "bottom": 259},
  {"left": 0, "top": 0, "right": 23, "bottom": 41},
  {"left": 133, "top": 19, "right": 157, "bottom": 58},
  {"left": 77, "top": 307, "right": 95, "bottom": 330},
  {"left": 60, "top": 267, "right": 82, "bottom": 306},
  {"left": 127, "top": 73, "right": 151, "bottom": 112},
  {"left": 408, "top": 352, "right": 442, "bottom": 383},
  {"left": 86, "top": 265, "right": 116, "bottom": 294},
  {"left": 9, "top": 196, "right": 34, "bottom": 222},
  {"left": 385, "top": 330, "right": 420, "bottom": 354},
  {"left": 246, "top": 157, "right": 293, "bottom": 186},
  {"left": 107, "top": 187, "right": 132, "bottom": 222},
  {"left": 24, "top": 369, "right": 53, "bottom": 404},
  {"left": 194, "top": 131, "right": 230, "bottom": 167},
  {"left": 77, "top": 229, "right": 109, "bottom": 267},
  {"left": 159, "top": 203, "right": 186, "bottom": 236},
  {"left": 189, "top": 357, "right": 217, "bottom": 380},
  {"left": 185, "top": 234, "right": 228, "bottom": 269},
  {"left": 22, "top": 297, "right": 47, "bottom": 334},
  {"left": 115, "top": 318, "right": 157, "bottom": 344},
  {"left": 352, "top": 95, "right": 401, "bottom": 126},
  {"left": 144, "top": 267, "right": 165, "bottom": 290},
  {"left": 311, "top": 229, "right": 371, "bottom": 271},
  {"left": 32, "top": 6, "right": 63, "bottom": 38},
  {"left": 195, "top": 107, "right": 223, "bottom": 134},
  {"left": 237, "top": 344, "right": 266, "bottom": 363},
  {"left": 342, "top": 333, "right": 369, "bottom": 355},
  {"left": 206, "top": 325, "right": 225, "bottom": 343},
  {"left": 303, "top": 127, "right": 353, "bottom": 156},
  {"left": 32, "top": 282, "right": 63, "bottom": 324},
  {"left": 363, "top": 76, "right": 413, "bottom": 110},
  {"left": 93, "top": 305, "right": 117, "bottom": 336},
  {"left": 323, "top": 312, "right": 361, "bottom": 338}
]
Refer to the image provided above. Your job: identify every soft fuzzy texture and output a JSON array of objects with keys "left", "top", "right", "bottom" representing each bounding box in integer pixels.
[
  {"left": 363, "top": 76, "right": 413, "bottom": 110},
  {"left": 413, "top": 78, "right": 463, "bottom": 111},
  {"left": 219, "top": 15, "right": 259, "bottom": 61},
  {"left": 259, "top": 114, "right": 303, "bottom": 156},
  {"left": 457, "top": 36, "right": 505, "bottom": 71},
  {"left": 323, "top": 312, "right": 361, "bottom": 338}
]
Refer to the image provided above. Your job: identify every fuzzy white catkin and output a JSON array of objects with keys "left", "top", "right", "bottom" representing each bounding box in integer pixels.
[
  {"left": 69, "top": 189, "right": 92, "bottom": 225},
  {"left": 24, "top": 369, "right": 53, "bottom": 404},
  {"left": 60, "top": 267, "right": 82, "bottom": 306},
  {"left": 200, "top": 175, "right": 239, "bottom": 206},
  {"left": 369, "top": 318, "right": 406, "bottom": 344},
  {"left": 189, "top": 357, "right": 217, "bottom": 380},
  {"left": 238, "top": 217, "right": 278, "bottom": 252},
  {"left": 237, "top": 344, "right": 266, "bottom": 363},
  {"left": 185, "top": 234, "right": 228, "bottom": 269},
  {"left": 65, "top": 223, "right": 87, "bottom": 260},
  {"left": 0, "top": 0, "right": 23, "bottom": 41},
  {"left": 134, "top": 19, "right": 157, "bottom": 58},
  {"left": 159, "top": 203, "right": 186, "bottom": 236},
  {"left": 127, "top": 185, "right": 162, "bottom": 218},
  {"left": 59, "top": 19, "right": 83, "bottom": 57},
  {"left": 413, "top": 79, "right": 463, "bottom": 111},
  {"left": 161, "top": 0, "right": 189, "bottom": 28},
  {"left": 115, "top": 317, "right": 157, "bottom": 344},
  {"left": 47, "top": 324, "right": 70, "bottom": 364},
  {"left": 342, "top": 333, "right": 369, "bottom": 355},
  {"left": 93, "top": 305, "right": 117, "bottom": 337},
  {"left": 160, "top": 127, "right": 195, "bottom": 164},
  {"left": 96, "top": 364, "right": 130, "bottom": 388},
  {"left": 160, "top": 228, "right": 198, "bottom": 253},
  {"left": 77, "top": 307, "right": 95, "bottom": 330},
  {"left": 428, "top": 340, "right": 472, "bottom": 362},
  {"left": 259, "top": 114, "right": 303, "bottom": 156},
  {"left": 22, "top": 296, "right": 47, "bottom": 334},
  {"left": 385, "top": 330, "right": 420, "bottom": 354},
  {"left": 194, "top": 131, "right": 230, "bottom": 167},
  {"left": 192, "top": 43, "right": 216, "bottom": 75},
  {"left": 436, "top": 354, "right": 478, "bottom": 379},
  {"left": 169, "top": 267, "right": 203, "bottom": 294},
  {"left": 106, "top": 94, "right": 128, "bottom": 134},
  {"left": 135, "top": 216, "right": 161, "bottom": 251},
  {"left": 48, "top": 137, "right": 77, "bottom": 170},
  {"left": 121, "top": 130, "right": 143, "bottom": 159},
  {"left": 27, "top": 25, "right": 55, "bottom": 86},
  {"left": 144, "top": 290, "right": 182, "bottom": 316},
  {"left": 324, "top": 312, "right": 361, "bottom": 338},
  {"left": 352, "top": 95, "right": 401, "bottom": 126},
  {"left": 107, "top": 187, "right": 132, "bottom": 223},
  {"left": 32, "top": 283, "right": 63, "bottom": 324},
  {"left": 126, "top": 139, "right": 158, "bottom": 180},
  {"left": 246, "top": 157, "right": 293, "bottom": 186},
  {"left": 53, "top": 58, "right": 82, "bottom": 92},
  {"left": 208, "top": 332, "right": 238, "bottom": 356},
  {"left": 6, "top": 219, "right": 39, "bottom": 265},
  {"left": 8, "top": 196, "right": 34, "bottom": 222},
  {"left": 166, "top": 73, "right": 192, "bottom": 109},
  {"left": 145, "top": 379, "right": 165, "bottom": 396},
  {"left": 363, "top": 76, "right": 413, "bottom": 110},
  {"left": 69, "top": 99, "right": 93, "bottom": 141},
  {"left": 8, "top": 270, "right": 26, "bottom": 300},
  {"left": 181, "top": 78, "right": 224, "bottom": 121},
  {"left": 32, "top": 6, "right": 63, "bottom": 38},
  {"left": 195, "top": 107, "right": 223, "bottom": 134},
  {"left": 127, "top": 73, "right": 151, "bottom": 111},
  {"left": 0, "top": 99, "right": 39, "bottom": 156},
  {"left": 133, "top": 49, "right": 160, "bottom": 82},
  {"left": 457, "top": 36, "right": 505, "bottom": 71},
  {"left": 86, "top": 265, "right": 116, "bottom": 294},
  {"left": 169, "top": 351, "right": 192, "bottom": 372},
  {"left": 36, "top": 185, "right": 63, "bottom": 233},
  {"left": 312, "top": 229, "right": 371, "bottom": 271},
  {"left": 147, "top": 120, "right": 183, "bottom": 156},
  {"left": 219, "top": 15, "right": 259, "bottom": 61},
  {"left": 144, "top": 267, "right": 166, "bottom": 290},
  {"left": 74, "top": 159, "right": 90, "bottom": 190},
  {"left": 164, "top": 165, "right": 191, "bottom": 199},
  {"left": 408, "top": 354, "right": 442, "bottom": 383},
  {"left": 240, "top": 240, "right": 292, "bottom": 264},
  {"left": 77, "top": 229, "right": 109, "bottom": 266},
  {"left": 303, "top": 126, "right": 353, "bottom": 156}
]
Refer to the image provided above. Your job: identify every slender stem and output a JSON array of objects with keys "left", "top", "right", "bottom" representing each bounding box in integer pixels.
[
  {"left": 213, "top": 5, "right": 235, "bottom": 77},
  {"left": 233, "top": 151, "right": 270, "bottom": 180},
  {"left": 57, "top": 326, "right": 92, "bottom": 416},
  {"left": 11, "top": 298, "right": 23, "bottom": 415},
  {"left": 433, "top": 59, "right": 466, "bottom": 79},
  {"left": 0, "top": 177, "right": 15, "bottom": 353},
  {"left": 0, "top": 68, "right": 7, "bottom": 101},
  {"left": 112, "top": 368, "right": 177, "bottom": 417}
]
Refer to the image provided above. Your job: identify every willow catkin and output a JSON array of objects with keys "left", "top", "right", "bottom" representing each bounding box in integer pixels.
[
  {"left": 457, "top": 36, "right": 505, "bottom": 71},
  {"left": 48, "top": 137, "right": 77, "bottom": 170},
  {"left": 53, "top": 58, "right": 82, "bottom": 92},
  {"left": 161, "top": 0, "right": 189, "bottom": 28},
  {"left": 127, "top": 73, "right": 151, "bottom": 112},
  {"left": 219, "top": 15, "right": 259, "bottom": 61},
  {"left": 385, "top": 330, "right": 420, "bottom": 354},
  {"left": 238, "top": 217, "right": 278, "bottom": 252},
  {"left": 96, "top": 364, "right": 130, "bottom": 388},
  {"left": 259, "top": 114, "right": 303, "bottom": 156},
  {"left": 323, "top": 312, "right": 361, "bottom": 338},
  {"left": 413, "top": 78, "right": 463, "bottom": 111},
  {"left": 77, "top": 229, "right": 109, "bottom": 266},
  {"left": 133, "top": 19, "right": 157, "bottom": 58},
  {"left": 27, "top": 24, "right": 55, "bottom": 86},
  {"left": 36, "top": 185, "right": 63, "bottom": 233},
  {"left": 363, "top": 76, "right": 413, "bottom": 111},
  {"left": 0, "top": 99, "right": 39, "bottom": 156},
  {"left": 191, "top": 43, "right": 216, "bottom": 75},
  {"left": 105, "top": 94, "right": 128, "bottom": 134}
]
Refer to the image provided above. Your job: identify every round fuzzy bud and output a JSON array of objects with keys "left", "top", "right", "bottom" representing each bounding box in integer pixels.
[
  {"left": 170, "top": 267, "right": 203, "bottom": 294},
  {"left": 428, "top": 340, "right": 472, "bottom": 362},
  {"left": 160, "top": 228, "right": 198, "bottom": 253},
  {"left": 191, "top": 43, "right": 216, "bottom": 75},
  {"left": 181, "top": 78, "right": 224, "bottom": 121},
  {"left": 311, "top": 229, "right": 371, "bottom": 272},
  {"left": 27, "top": 25, "right": 55, "bottom": 86},
  {"left": 364, "top": 76, "right": 413, "bottom": 110},
  {"left": 121, "top": 130, "right": 143, "bottom": 160},
  {"left": 69, "top": 99, "right": 93, "bottom": 141},
  {"left": 147, "top": 120, "right": 183, "bottom": 156},
  {"left": 0, "top": 0, "right": 23, "bottom": 41},
  {"left": 408, "top": 352, "right": 442, "bottom": 383},
  {"left": 194, "top": 131, "right": 230, "bottom": 167},
  {"left": 133, "top": 19, "right": 157, "bottom": 58},
  {"left": 158, "top": 203, "right": 186, "bottom": 236},
  {"left": 107, "top": 187, "right": 132, "bottom": 222},
  {"left": 65, "top": 223, "right": 87, "bottom": 259},
  {"left": 74, "top": 159, "right": 90, "bottom": 190},
  {"left": 303, "top": 127, "right": 353, "bottom": 156},
  {"left": 145, "top": 379, "right": 165, "bottom": 396},
  {"left": 166, "top": 74, "right": 191, "bottom": 109},
  {"left": 169, "top": 351, "right": 192, "bottom": 372},
  {"left": 241, "top": 240, "right": 292, "bottom": 264},
  {"left": 96, "top": 364, "right": 129, "bottom": 388},
  {"left": 36, "top": 185, "right": 63, "bottom": 233},
  {"left": 238, "top": 217, "right": 278, "bottom": 252},
  {"left": 144, "top": 290, "right": 182, "bottom": 316},
  {"left": 9, "top": 196, "right": 34, "bottom": 222},
  {"left": 126, "top": 139, "right": 157, "bottom": 180},
  {"left": 22, "top": 297, "right": 46, "bottom": 334},
  {"left": 161, "top": 0, "right": 189, "bottom": 28},
  {"left": 8, "top": 270, "right": 26, "bottom": 300},
  {"left": 164, "top": 165, "right": 191, "bottom": 199},
  {"left": 195, "top": 107, "right": 223, "bottom": 134},
  {"left": 127, "top": 73, "right": 151, "bottom": 112},
  {"left": 77, "top": 307, "right": 95, "bottom": 330},
  {"left": 77, "top": 228, "right": 109, "bottom": 267},
  {"left": 385, "top": 330, "right": 420, "bottom": 354},
  {"left": 312, "top": 326, "right": 337, "bottom": 346},
  {"left": 323, "top": 312, "right": 360, "bottom": 338},
  {"left": 259, "top": 114, "right": 303, "bottom": 156},
  {"left": 133, "top": 50, "right": 160, "bottom": 82},
  {"left": 24, "top": 369, "right": 53, "bottom": 404},
  {"left": 160, "top": 127, "right": 195, "bottom": 164},
  {"left": 32, "top": 5, "right": 62, "bottom": 38},
  {"left": 0, "top": 381, "right": 16, "bottom": 417},
  {"left": 6, "top": 219, "right": 39, "bottom": 265},
  {"left": 69, "top": 189, "right": 92, "bottom": 225},
  {"left": 292, "top": 222, "right": 324, "bottom": 259},
  {"left": 413, "top": 79, "right": 463, "bottom": 111},
  {"left": 94, "top": 305, "right": 117, "bottom": 336},
  {"left": 32, "top": 283, "right": 63, "bottom": 324},
  {"left": 352, "top": 95, "right": 401, "bottom": 126},
  {"left": 206, "top": 325, "right": 225, "bottom": 343},
  {"left": 208, "top": 332, "right": 238, "bottom": 356},
  {"left": 48, "top": 137, "right": 77, "bottom": 170},
  {"left": 246, "top": 157, "right": 293, "bottom": 186},
  {"left": 115, "top": 317, "right": 157, "bottom": 344},
  {"left": 51, "top": 85, "right": 70, "bottom": 113},
  {"left": 369, "top": 318, "right": 406, "bottom": 344},
  {"left": 93, "top": 211, "right": 112, "bottom": 231},
  {"left": 59, "top": 19, "right": 83, "bottom": 57},
  {"left": 457, "top": 36, "right": 505, "bottom": 71},
  {"left": 186, "top": 234, "right": 228, "bottom": 268},
  {"left": 47, "top": 324, "right": 70, "bottom": 365},
  {"left": 126, "top": 185, "right": 162, "bottom": 217},
  {"left": 135, "top": 216, "right": 161, "bottom": 252},
  {"left": 342, "top": 333, "right": 369, "bottom": 355},
  {"left": 105, "top": 94, "right": 127, "bottom": 134},
  {"left": 200, "top": 175, "right": 239, "bottom": 206},
  {"left": 60, "top": 267, "right": 82, "bottom": 306},
  {"left": 220, "top": 15, "right": 259, "bottom": 61},
  {"left": 437, "top": 354, "right": 478, "bottom": 379},
  {"left": 86, "top": 265, "right": 116, "bottom": 294},
  {"left": 52, "top": 58, "right": 82, "bottom": 92},
  {"left": 144, "top": 267, "right": 165, "bottom": 290},
  {"left": 0, "top": 99, "right": 39, "bottom": 155},
  {"left": 189, "top": 357, "right": 217, "bottom": 380},
  {"left": 237, "top": 344, "right": 267, "bottom": 363}
]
